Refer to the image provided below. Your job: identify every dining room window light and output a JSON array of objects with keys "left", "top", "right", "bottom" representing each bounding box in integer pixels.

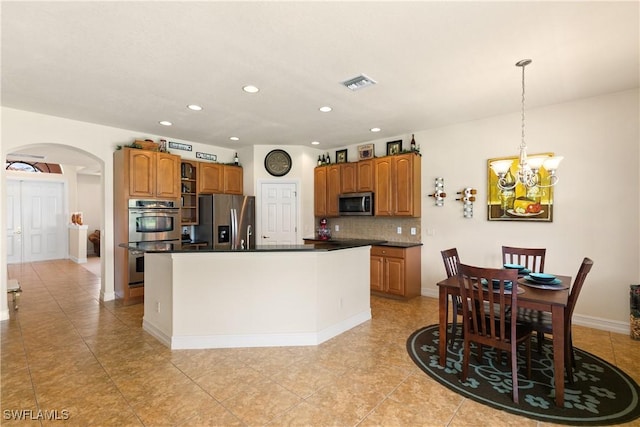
[{"left": 5, "top": 161, "right": 62, "bottom": 173}]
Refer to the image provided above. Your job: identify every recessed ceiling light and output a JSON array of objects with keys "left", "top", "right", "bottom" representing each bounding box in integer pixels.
[
  {"left": 187, "top": 104, "right": 203, "bottom": 111},
  {"left": 311, "top": 141, "right": 320, "bottom": 145},
  {"left": 159, "top": 120, "right": 173, "bottom": 126},
  {"left": 243, "top": 85, "right": 259, "bottom": 93},
  {"left": 229, "top": 136, "right": 239, "bottom": 141},
  {"left": 319, "top": 106, "right": 332, "bottom": 113},
  {"left": 370, "top": 127, "right": 381, "bottom": 132}
]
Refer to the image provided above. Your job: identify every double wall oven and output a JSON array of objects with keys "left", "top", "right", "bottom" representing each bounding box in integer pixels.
[{"left": 128, "top": 199, "right": 180, "bottom": 286}]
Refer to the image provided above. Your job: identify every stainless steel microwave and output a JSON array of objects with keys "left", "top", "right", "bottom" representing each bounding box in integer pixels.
[{"left": 338, "top": 192, "right": 374, "bottom": 216}]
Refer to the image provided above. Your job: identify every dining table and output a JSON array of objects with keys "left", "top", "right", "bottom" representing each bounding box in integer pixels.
[{"left": 437, "top": 273, "right": 572, "bottom": 407}]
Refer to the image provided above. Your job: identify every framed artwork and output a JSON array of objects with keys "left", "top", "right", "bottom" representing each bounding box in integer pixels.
[
  {"left": 336, "top": 149, "right": 348, "bottom": 163},
  {"left": 487, "top": 152, "right": 555, "bottom": 222},
  {"left": 386, "top": 140, "right": 402, "bottom": 156},
  {"left": 358, "top": 144, "right": 374, "bottom": 160}
]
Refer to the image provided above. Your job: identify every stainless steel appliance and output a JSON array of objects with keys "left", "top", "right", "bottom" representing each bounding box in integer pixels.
[
  {"left": 195, "top": 194, "right": 255, "bottom": 250},
  {"left": 128, "top": 199, "right": 181, "bottom": 285},
  {"left": 338, "top": 192, "right": 374, "bottom": 216}
]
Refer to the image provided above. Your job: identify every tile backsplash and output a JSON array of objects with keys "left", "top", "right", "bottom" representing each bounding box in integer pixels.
[{"left": 316, "top": 216, "right": 422, "bottom": 243}]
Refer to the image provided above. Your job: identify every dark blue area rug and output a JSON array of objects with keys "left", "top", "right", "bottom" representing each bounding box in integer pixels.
[{"left": 407, "top": 324, "right": 640, "bottom": 425}]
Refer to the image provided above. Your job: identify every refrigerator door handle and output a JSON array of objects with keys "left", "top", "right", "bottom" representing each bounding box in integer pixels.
[{"left": 230, "top": 208, "right": 238, "bottom": 250}]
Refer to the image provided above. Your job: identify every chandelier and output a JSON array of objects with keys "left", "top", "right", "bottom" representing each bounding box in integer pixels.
[{"left": 490, "top": 59, "right": 563, "bottom": 190}]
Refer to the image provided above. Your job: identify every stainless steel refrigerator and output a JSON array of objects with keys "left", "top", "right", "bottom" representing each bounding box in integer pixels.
[{"left": 195, "top": 194, "right": 255, "bottom": 250}]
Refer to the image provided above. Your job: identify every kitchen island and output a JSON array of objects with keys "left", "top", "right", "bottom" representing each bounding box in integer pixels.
[{"left": 137, "top": 240, "right": 382, "bottom": 349}]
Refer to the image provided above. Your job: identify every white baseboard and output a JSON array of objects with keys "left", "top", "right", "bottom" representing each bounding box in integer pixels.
[
  {"left": 69, "top": 255, "right": 87, "bottom": 264},
  {"left": 142, "top": 319, "right": 172, "bottom": 347},
  {"left": 572, "top": 313, "right": 630, "bottom": 335},
  {"left": 421, "top": 287, "right": 631, "bottom": 336},
  {"left": 155, "top": 309, "right": 372, "bottom": 350}
]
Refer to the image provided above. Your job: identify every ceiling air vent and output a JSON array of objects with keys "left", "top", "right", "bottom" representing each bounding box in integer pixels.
[{"left": 341, "top": 74, "right": 377, "bottom": 91}]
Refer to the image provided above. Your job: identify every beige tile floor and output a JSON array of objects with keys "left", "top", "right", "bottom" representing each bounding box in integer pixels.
[{"left": 2, "top": 259, "right": 639, "bottom": 426}]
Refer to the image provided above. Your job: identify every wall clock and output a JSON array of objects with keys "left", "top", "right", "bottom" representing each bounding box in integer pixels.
[{"left": 264, "top": 149, "right": 292, "bottom": 177}]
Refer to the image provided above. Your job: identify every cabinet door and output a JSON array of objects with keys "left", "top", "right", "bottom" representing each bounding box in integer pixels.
[
  {"left": 370, "top": 255, "right": 385, "bottom": 292},
  {"left": 357, "top": 159, "right": 374, "bottom": 192},
  {"left": 198, "top": 163, "right": 224, "bottom": 193},
  {"left": 340, "top": 163, "right": 357, "bottom": 194},
  {"left": 385, "top": 257, "right": 406, "bottom": 296},
  {"left": 374, "top": 157, "right": 393, "bottom": 216},
  {"left": 394, "top": 154, "right": 416, "bottom": 216},
  {"left": 223, "top": 165, "right": 243, "bottom": 195},
  {"left": 326, "top": 164, "right": 341, "bottom": 217},
  {"left": 156, "top": 153, "right": 180, "bottom": 198},
  {"left": 128, "top": 150, "right": 156, "bottom": 197},
  {"left": 314, "top": 167, "right": 328, "bottom": 216}
]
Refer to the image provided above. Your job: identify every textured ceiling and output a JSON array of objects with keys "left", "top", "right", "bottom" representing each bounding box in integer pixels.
[{"left": 2, "top": 1, "right": 639, "bottom": 168}]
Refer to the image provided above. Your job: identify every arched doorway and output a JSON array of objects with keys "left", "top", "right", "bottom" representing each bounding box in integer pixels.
[{"left": 3, "top": 143, "right": 106, "bottom": 298}]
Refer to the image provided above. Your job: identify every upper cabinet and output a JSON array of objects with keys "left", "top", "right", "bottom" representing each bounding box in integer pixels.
[
  {"left": 198, "top": 163, "right": 243, "bottom": 195},
  {"left": 314, "top": 164, "right": 340, "bottom": 217},
  {"left": 117, "top": 148, "right": 180, "bottom": 199},
  {"left": 339, "top": 160, "right": 375, "bottom": 194},
  {"left": 374, "top": 153, "right": 421, "bottom": 217},
  {"left": 198, "top": 162, "right": 224, "bottom": 194},
  {"left": 340, "top": 163, "right": 357, "bottom": 194},
  {"left": 314, "top": 153, "right": 421, "bottom": 218},
  {"left": 357, "top": 159, "right": 375, "bottom": 192},
  {"left": 223, "top": 165, "right": 243, "bottom": 195}
]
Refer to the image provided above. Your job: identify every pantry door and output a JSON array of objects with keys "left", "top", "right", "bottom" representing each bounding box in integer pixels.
[
  {"left": 259, "top": 181, "right": 298, "bottom": 245},
  {"left": 6, "top": 179, "right": 67, "bottom": 263}
]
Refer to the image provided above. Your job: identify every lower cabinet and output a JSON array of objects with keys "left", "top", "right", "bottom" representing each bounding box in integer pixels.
[{"left": 370, "top": 245, "right": 421, "bottom": 299}]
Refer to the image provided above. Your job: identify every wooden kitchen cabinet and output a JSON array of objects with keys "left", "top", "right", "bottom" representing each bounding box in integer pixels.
[
  {"left": 374, "top": 153, "right": 421, "bottom": 217},
  {"left": 113, "top": 147, "right": 180, "bottom": 306},
  {"left": 357, "top": 159, "right": 375, "bottom": 192},
  {"left": 314, "top": 164, "right": 340, "bottom": 217},
  {"left": 223, "top": 165, "right": 243, "bottom": 195},
  {"left": 340, "top": 162, "right": 357, "bottom": 194},
  {"left": 338, "top": 160, "right": 374, "bottom": 194},
  {"left": 198, "top": 162, "right": 224, "bottom": 194},
  {"left": 198, "top": 163, "right": 243, "bottom": 195},
  {"left": 118, "top": 148, "right": 181, "bottom": 199},
  {"left": 370, "top": 245, "right": 421, "bottom": 299}
]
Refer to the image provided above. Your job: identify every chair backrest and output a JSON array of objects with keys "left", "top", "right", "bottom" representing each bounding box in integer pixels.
[
  {"left": 441, "top": 248, "right": 460, "bottom": 278},
  {"left": 502, "top": 246, "right": 546, "bottom": 273},
  {"left": 457, "top": 263, "right": 520, "bottom": 343},
  {"left": 566, "top": 257, "right": 594, "bottom": 321}
]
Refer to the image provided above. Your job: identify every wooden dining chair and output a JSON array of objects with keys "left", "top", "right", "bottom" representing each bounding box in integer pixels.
[
  {"left": 502, "top": 246, "right": 546, "bottom": 273},
  {"left": 518, "top": 257, "right": 594, "bottom": 382},
  {"left": 441, "top": 248, "right": 462, "bottom": 348},
  {"left": 457, "top": 263, "right": 532, "bottom": 404}
]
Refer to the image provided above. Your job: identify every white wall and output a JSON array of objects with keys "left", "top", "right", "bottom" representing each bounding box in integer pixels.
[
  {"left": 77, "top": 174, "right": 101, "bottom": 253},
  {"left": 417, "top": 89, "right": 638, "bottom": 330},
  {"left": 2, "top": 88, "right": 638, "bottom": 331}
]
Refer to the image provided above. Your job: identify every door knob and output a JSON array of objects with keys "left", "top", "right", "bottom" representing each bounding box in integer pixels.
[{"left": 262, "top": 235, "right": 270, "bottom": 239}]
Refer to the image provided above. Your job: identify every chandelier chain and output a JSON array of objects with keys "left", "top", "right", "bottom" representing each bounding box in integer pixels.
[{"left": 521, "top": 62, "right": 526, "bottom": 151}]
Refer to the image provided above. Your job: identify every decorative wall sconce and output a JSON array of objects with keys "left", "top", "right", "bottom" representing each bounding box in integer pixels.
[
  {"left": 456, "top": 187, "right": 477, "bottom": 218},
  {"left": 428, "top": 178, "right": 446, "bottom": 206}
]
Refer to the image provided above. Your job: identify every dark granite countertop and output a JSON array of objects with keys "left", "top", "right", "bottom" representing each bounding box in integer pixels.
[
  {"left": 119, "top": 239, "right": 384, "bottom": 253},
  {"left": 303, "top": 238, "right": 422, "bottom": 248}
]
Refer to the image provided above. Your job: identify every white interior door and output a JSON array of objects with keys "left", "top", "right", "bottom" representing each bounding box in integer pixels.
[
  {"left": 260, "top": 182, "right": 298, "bottom": 245},
  {"left": 6, "top": 179, "right": 67, "bottom": 263},
  {"left": 6, "top": 181, "right": 23, "bottom": 264}
]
